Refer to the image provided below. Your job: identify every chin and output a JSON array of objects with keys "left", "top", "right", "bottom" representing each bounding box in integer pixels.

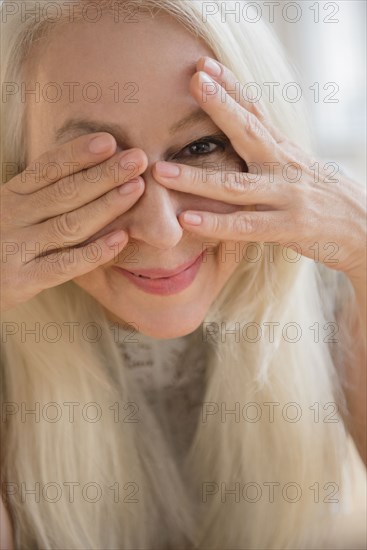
[{"left": 105, "top": 304, "right": 207, "bottom": 340}]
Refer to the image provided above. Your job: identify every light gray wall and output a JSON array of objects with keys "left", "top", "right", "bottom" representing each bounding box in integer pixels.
[{"left": 266, "top": 0, "right": 366, "bottom": 183}]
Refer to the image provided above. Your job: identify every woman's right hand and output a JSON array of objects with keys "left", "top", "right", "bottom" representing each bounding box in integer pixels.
[{"left": 0, "top": 133, "right": 147, "bottom": 312}]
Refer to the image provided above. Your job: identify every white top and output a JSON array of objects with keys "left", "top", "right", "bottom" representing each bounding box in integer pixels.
[
  {"left": 114, "top": 323, "right": 367, "bottom": 548},
  {"left": 114, "top": 324, "right": 208, "bottom": 462}
]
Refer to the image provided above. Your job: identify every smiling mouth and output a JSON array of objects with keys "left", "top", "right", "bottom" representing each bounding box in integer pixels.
[
  {"left": 121, "top": 250, "right": 206, "bottom": 280},
  {"left": 131, "top": 271, "right": 190, "bottom": 280},
  {"left": 112, "top": 249, "right": 208, "bottom": 296},
  {"left": 134, "top": 274, "right": 159, "bottom": 280}
]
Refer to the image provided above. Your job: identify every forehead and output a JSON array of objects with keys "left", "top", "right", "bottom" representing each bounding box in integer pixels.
[{"left": 26, "top": 13, "right": 215, "bottom": 139}]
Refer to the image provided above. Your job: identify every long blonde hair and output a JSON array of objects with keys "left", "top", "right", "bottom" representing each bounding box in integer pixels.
[{"left": 0, "top": 1, "right": 358, "bottom": 548}]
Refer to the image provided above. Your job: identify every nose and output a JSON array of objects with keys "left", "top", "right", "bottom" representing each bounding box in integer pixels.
[{"left": 121, "top": 164, "right": 184, "bottom": 249}]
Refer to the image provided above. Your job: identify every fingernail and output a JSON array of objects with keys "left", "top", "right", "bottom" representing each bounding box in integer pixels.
[
  {"left": 89, "top": 134, "right": 116, "bottom": 154},
  {"left": 118, "top": 179, "right": 142, "bottom": 194},
  {"left": 203, "top": 58, "right": 222, "bottom": 77},
  {"left": 182, "top": 212, "right": 202, "bottom": 225},
  {"left": 155, "top": 161, "right": 180, "bottom": 178}
]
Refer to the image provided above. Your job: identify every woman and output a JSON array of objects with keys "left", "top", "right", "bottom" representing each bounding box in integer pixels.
[{"left": 0, "top": 0, "right": 366, "bottom": 548}]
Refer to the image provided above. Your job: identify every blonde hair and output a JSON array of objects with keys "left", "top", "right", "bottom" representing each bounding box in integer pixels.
[{"left": 0, "top": 1, "right": 359, "bottom": 548}]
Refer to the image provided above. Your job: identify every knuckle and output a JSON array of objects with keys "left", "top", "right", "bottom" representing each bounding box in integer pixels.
[
  {"left": 99, "top": 192, "right": 114, "bottom": 211},
  {"left": 39, "top": 148, "right": 64, "bottom": 178},
  {"left": 53, "top": 211, "right": 81, "bottom": 239},
  {"left": 223, "top": 173, "right": 246, "bottom": 194},
  {"left": 233, "top": 214, "right": 256, "bottom": 235},
  {"left": 241, "top": 110, "right": 253, "bottom": 130},
  {"left": 52, "top": 252, "right": 75, "bottom": 277},
  {"left": 210, "top": 214, "right": 221, "bottom": 234},
  {"left": 228, "top": 104, "right": 243, "bottom": 130},
  {"left": 53, "top": 175, "right": 79, "bottom": 202},
  {"left": 32, "top": 148, "right": 64, "bottom": 185},
  {"left": 242, "top": 111, "right": 266, "bottom": 140},
  {"left": 192, "top": 168, "right": 205, "bottom": 187}
]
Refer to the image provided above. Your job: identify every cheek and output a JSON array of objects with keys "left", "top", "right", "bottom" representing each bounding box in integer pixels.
[
  {"left": 213, "top": 240, "right": 243, "bottom": 278},
  {"left": 72, "top": 267, "right": 108, "bottom": 297},
  {"left": 214, "top": 240, "right": 251, "bottom": 282}
]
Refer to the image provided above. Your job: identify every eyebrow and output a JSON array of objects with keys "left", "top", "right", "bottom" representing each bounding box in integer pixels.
[{"left": 54, "top": 108, "right": 212, "bottom": 145}]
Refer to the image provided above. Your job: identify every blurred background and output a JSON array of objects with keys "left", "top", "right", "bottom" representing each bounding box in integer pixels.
[{"left": 267, "top": 0, "right": 366, "bottom": 184}]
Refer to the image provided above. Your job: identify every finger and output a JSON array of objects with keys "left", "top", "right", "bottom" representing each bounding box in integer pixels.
[
  {"left": 25, "top": 177, "right": 145, "bottom": 252},
  {"left": 177, "top": 209, "right": 292, "bottom": 242},
  {"left": 23, "top": 228, "right": 131, "bottom": 293},
  {"left": 190, "top": 71, "right": 278, "bottom": 164},
  {"left": 6, "top": 132, "right": 118, "bottom": 194},
  {"left": 154, "top": 161, "right": 287, "bottom": 206},
  {"left": 17, "top": 148, "right": 147, "bottom": 225},
  {"left": 197, "top": 56, "right": 288, "bottom": 145}
]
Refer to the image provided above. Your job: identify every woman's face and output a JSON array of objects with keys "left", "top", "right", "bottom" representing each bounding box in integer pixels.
[{"left": 26, "top": 12, "right": 248, "bottom": 338}]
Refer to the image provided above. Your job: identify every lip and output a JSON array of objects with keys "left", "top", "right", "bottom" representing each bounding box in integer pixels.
[
  {"left": 112, "top": 249, "right": 207, "bottom": 296},
  {"left": 120, "top": 250, "right": 205, "bottom": 279}
]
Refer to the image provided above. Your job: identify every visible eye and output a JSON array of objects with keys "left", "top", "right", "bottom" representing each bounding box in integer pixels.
[{"left": 173, "top": 135, "right": 228, "bottom": 159}]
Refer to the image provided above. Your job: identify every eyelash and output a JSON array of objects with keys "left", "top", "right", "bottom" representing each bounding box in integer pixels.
[{"left": 173, "top": 134, "right": 229, "bottom": 159}]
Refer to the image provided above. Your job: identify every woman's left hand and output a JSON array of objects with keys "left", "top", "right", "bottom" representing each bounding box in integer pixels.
[{"left": 153, "top": 56, "right": 366, "bottom": 281}]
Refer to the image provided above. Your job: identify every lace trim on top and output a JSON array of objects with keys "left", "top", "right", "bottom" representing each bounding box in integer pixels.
[{"left": 114, "top": 324, "right": 208, "bottom": 461}]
